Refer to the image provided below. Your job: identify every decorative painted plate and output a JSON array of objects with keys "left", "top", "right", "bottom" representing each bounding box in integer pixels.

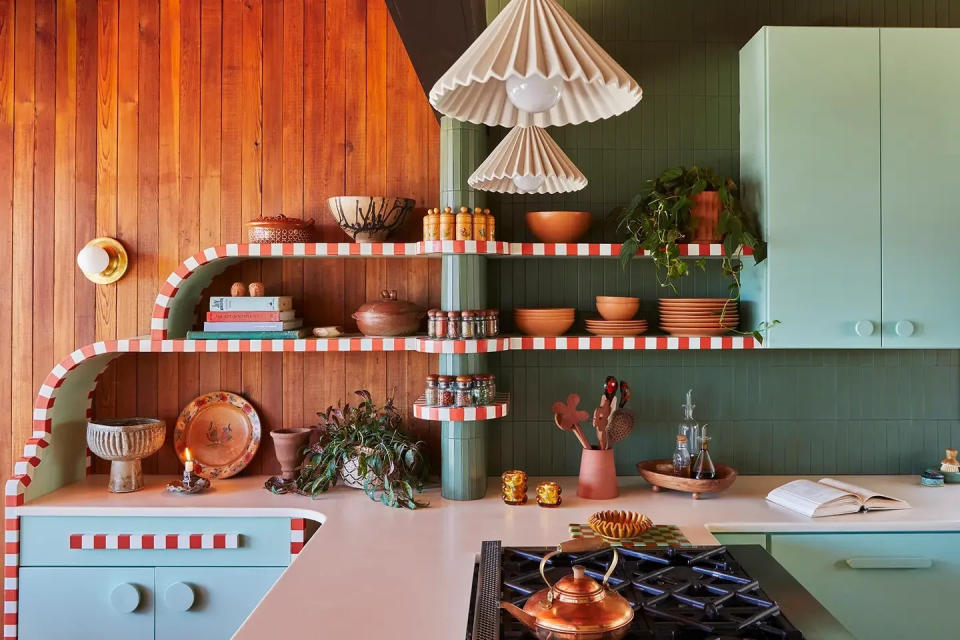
[{"left": 174, "top": 391, "right": 261, "bottom": 479}]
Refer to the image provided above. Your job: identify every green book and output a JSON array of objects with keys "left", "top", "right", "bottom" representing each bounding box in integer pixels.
[{"left": 186, "top": 329, "right": 312, "bottom": 340}]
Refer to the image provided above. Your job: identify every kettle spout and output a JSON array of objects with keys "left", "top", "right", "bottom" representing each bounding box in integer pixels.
[{"left": 500, "top": 601, "right": 538, "bottom": 632}]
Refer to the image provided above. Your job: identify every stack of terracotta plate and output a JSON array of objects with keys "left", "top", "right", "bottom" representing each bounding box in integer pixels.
[
  {"left": 584, "top": 317, "right": 648, "bottom": 336},
  {"left": 659, "top": 298, "right": 738, "bottom": 337}
]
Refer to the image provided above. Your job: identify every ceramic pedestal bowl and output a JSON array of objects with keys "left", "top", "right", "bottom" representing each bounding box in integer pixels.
[
  {"left": 87, "top": 418, "right": 166, "bottom": 493},
  {"left": 328, "top": 196, "right": 415, "bottom": 243},
  {"left": 526, "top": 211, "right": 593, "bottom": 243}
]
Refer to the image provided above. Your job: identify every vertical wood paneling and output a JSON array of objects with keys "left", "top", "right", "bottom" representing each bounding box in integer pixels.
[{"left": 0, "top": 0, "right": 13, "bottom": 492}]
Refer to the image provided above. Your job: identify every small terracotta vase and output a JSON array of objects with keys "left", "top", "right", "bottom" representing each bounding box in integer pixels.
[
  {"left": 270, "top": 428, "right": 312, "bottom": 480},
  {"left": 577, "top": 447, "right": 618, "bottom": 500},
  {"left": 688, "top": 191, "right": 722, "bottom": 242}
]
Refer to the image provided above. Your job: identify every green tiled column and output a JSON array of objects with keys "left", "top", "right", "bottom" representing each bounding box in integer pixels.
[{"left": 439, "top": 116, "right": 492, "bottom": 501}]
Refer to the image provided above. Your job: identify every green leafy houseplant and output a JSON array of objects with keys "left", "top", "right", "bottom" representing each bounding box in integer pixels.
[
  {"left": 613, "top": 166, "right": 777, "bottom": 341},
  {"left": 270, "top": 390, "right": 429, "bottom": 509}
]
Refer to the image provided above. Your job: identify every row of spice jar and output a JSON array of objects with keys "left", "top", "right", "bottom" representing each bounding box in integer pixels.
[
  {"left": 422, "top": 206, "right": 496, "bottom": 242},
  {"left": 427, "top": 309, "right": 500, "bottom": 339},
  {"left": 424, "top": 373, "right": 496, "bottom": 407}
]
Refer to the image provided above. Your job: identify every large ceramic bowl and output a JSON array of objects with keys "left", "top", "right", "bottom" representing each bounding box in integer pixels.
[
  {"left": 526, "top": 211, "right": 593, "bottom": 243},
  {"left": 87, "top": 418, "right": 166, "bottom": 493},
  {"left": 514, "top": 309, "right": 575, "bottom": 336},
  {"left": 328, "top": 196, "right": 415, "bottom": 243},
  {"left": 596, "top": 296, "right": 640, "bottom": 321}
]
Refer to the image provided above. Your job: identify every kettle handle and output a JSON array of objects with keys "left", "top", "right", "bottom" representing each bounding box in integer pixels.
[{"left": 539, "top": 541, "right": 620, "bottom": 600}]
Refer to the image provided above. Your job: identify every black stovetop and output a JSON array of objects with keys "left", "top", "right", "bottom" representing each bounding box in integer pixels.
[{"left": 467, "top": 543, "right": 804, "bottom": 640}]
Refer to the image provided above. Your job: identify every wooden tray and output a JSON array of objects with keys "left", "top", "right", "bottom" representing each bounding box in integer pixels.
[{"left": 636, "top": 459, "right": 738, "bottom": 499}]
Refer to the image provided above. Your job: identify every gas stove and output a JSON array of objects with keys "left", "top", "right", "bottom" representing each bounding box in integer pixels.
[{"left": 467, "top": 542, "right": 803, "bottom": 640}]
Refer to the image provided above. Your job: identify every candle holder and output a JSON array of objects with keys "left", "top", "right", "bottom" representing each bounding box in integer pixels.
[
  {"left": 501, "top": 470, "right": 527, "bottom": 505},
  {"left": 536, "top": 481, "right": 562, "bottom": 507},
  {"left": 166, "top": 456, "right": 211, "bottom": 494}
]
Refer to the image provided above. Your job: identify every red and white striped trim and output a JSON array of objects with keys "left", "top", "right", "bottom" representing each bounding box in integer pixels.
[
  {"left": 507, "top": 242, "right": 751, "bottom": 257},
  {"left": 509, "top": 335, "right": 759, "bottom": 350},
  {"left": 412, "top": 393, "right": 510, "bottom": 422},
  {"left": 417, "top": 240, "right": 510, "bottom": 255},
  {"left": 414, "top": 337, "right": 509, "bottom": 354},
  {"left": 68, "top": 533, "right": 240, "bottom": 550},
  {"left": 290, "top": 518, "right": 305, "bottom": 562}
]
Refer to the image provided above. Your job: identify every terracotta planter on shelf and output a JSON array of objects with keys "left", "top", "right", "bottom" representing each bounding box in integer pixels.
[
  {"left": 270, "top": 428, "right": 313, "bottom": 480},
  {"left": 577, "top": 447, "right": 618, "bottom": 499},
  {"left": 688, "top": 191, "right": 722, "bottom": 242}
]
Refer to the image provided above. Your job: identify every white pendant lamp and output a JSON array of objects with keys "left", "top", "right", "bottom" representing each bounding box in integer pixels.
[
  {"left": 430, "top": 0, "right": 642, "bottom": 127},
  {"left": 468, "top": 125, "right": 587, "bottom": 194}
]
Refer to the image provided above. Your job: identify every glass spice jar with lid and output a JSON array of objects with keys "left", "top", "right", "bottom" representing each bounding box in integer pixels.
[
  {"left": 424, "top": 374, "right": 439, "bottom": 406},
  {"left": 446, "top": 311, "right": 461, "bottom": 339},
  {"left": 454, "top": 375, "right": 475, "bottom": 406},
  {"left": 426, "top": 310, "right": 436, "bottom": 338},
  {"left": 460, "top": 311, "right": 475, "bottom": 339},
  {"left": 485, "top": 309, "right": 499, "bottom": 337},
  {"left": 436, "top": 376, "right": 455, "bottom": 406},
  {"left": 472, "top": 373, "right": 494, "bottom": 406},
  {"left": 474, "top": 310, "right": 487, "bottom": 338},
  {"left": 434, "top": 310, "right": 448, "bottom": 339}
]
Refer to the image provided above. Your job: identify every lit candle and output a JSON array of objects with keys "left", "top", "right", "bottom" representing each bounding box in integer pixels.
[
  {"left": 536, "top": 481, "right": 562, "bottom": 507},
  {"left": 183, "top": 448, "right": 194, "bottom": 486},
  {"left": 500, "top": 470, "right": 527, "bottom": 505}
]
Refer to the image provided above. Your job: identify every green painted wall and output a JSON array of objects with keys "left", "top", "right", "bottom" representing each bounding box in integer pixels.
[{"left": 482, "top": 0, "right": 960, "bottom": 476}]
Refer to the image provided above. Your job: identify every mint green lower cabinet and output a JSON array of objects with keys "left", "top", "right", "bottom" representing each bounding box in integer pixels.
[
  {"left": 20, "top": 567, "right": 155, "bottom": 639},
  {"left": 712, "top": 532, "right": 768, "bottom": 549},
  {"left": 155, "top": 566, "right": 283, "bottom": 640},
  {"left": 769, "top": 532, "right": 960, "bottom": 638}
]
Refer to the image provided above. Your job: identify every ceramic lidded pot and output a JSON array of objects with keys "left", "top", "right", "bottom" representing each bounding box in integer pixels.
[
  {"left": 246, "top": 214, "right": 316, "bottom": 243},
  {"left": 352, "top": 290, "right": 424, "bottom": 337}
]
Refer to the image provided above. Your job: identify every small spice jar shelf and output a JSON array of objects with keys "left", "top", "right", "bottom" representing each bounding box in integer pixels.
[{"left": 412, "top": 393, "right": 510, "bottom": 422}]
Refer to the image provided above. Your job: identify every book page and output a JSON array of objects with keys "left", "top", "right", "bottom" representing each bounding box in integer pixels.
[
  {"left": 775, "top": 479, "right": 851, "bottom": 505},
  {"left": 819, "top": 478, "right": 910, "bottom": 509},
  {"left": 766, "top": 480, "right": 861, "bottom": 517}
]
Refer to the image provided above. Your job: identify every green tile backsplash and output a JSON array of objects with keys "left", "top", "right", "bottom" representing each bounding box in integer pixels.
[{"left": 481, "top": 0, "right": 960, "bottom": 476}]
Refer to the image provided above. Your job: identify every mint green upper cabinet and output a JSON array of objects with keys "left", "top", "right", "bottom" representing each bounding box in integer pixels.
[
  {"left": 880, "top": 29, "right": 960, "bottom": 348},
  {"left": 740, "top": 28, "right": 882, "bottom": 348}
]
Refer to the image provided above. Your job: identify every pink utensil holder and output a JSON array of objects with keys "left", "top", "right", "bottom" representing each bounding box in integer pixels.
[{"left": 577, "top": 447, "right": 619, "bottom": 499}]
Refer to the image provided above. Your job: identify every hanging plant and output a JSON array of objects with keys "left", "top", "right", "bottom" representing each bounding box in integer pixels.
[{"left": 612, "top": 166, "right": 777, "bottom": 341}]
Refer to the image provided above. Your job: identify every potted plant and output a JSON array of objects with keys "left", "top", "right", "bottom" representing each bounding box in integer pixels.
[
  {"left": 268, "top": 390, "right": 429, "bottom": 509},
  {"left": 612, "top": 166, "right": 775, "bottom": 340}
]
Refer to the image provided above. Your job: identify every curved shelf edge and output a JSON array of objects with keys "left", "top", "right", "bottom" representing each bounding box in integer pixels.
[
  {"left": 509, "top": 335, "right": 761, "bottom": 350},
  {"left": 412, "top": 393, "right": 510, "bottom": 422}
]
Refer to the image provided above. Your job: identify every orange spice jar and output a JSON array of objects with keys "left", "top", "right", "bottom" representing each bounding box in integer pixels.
[
  {"left": 456, "top": 206, "right": 473, "bottom": 241},
  {"left": 422, "top": 207, "right": 440, "bottom": 241},
  {"left": 438, "top": 206, "right": 455, "bottom": 241},
  {"left": 484, "top": 208, "right": 495, "bottom": 240},
  {"left": 472, "top": 206, "right": 488, "bottom": 241}
]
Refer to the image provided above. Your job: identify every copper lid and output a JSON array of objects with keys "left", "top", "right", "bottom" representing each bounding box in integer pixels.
[
  {"left": 447, "top": 310, "right": 461, "bottom": 317},
  {"left": 455, "top": 375, "right": 473, "bottom": 383},
  {"left": 462, "top": 311, "right": 473, "bottom": 318},
  {"left": 353, "top": 290, "right": 422, "bottom": 318},
  {"left": 553, "top": 566, "right": 603, "bottom": 602},
  {"left": 437, "top": 375, "right": 455, "bottom": 383},
  {"left": 426, "top": 374, "right": 439, "bottom": 382}
]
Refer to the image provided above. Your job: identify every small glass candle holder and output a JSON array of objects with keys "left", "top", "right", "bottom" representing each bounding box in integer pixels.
[
  {"left": 536, "top": 481, "right": 562, "bottom": 507},
  {"left": 501, "top": 470, "right": 527, "bottom": 505}
]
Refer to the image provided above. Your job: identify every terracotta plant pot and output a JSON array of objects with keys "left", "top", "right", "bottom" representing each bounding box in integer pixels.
[
  {"left": 269, "top": 428, "right": 312, "bottom": 480},
  {"left": 525, "top": 211, "right": 593, "bottom": 243},
  {"left": 688, "top": 191, "right": 722, "bottom": 242},
  {"left": 577, "top": 447, "right": 619, "bottom": 499}
]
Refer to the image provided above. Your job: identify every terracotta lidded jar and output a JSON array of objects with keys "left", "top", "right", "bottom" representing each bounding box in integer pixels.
[{"left": 352, "top": 289, "right": 424, "bottom": 337}]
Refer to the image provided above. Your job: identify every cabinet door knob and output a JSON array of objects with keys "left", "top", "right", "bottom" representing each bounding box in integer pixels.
[
  {"left": 110, "top": 583, "right": 141, "bottom": 613},
  {"left": 895, "top": 320, "right": 916, "bottom": 337},
  {"left": 164, "top": 582, "right": 196, "bottom": 612},
  {"left": 854, "top": 320, "right": 875, "bottom": 337}
]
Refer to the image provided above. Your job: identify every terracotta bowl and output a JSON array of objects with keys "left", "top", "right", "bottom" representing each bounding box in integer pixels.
[
  {"left": 515, "top": 312, "right": 575, "bottom": 336},
  {"left": 595, "top": 296, "right": 640, "bottom": 321},
  {"left": 525, "top": 211, "right": 593, "bottom": 243}
]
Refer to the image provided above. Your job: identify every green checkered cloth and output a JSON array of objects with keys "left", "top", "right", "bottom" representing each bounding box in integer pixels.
[{"left": 569, "top": 523, "right": 691, "bottom": 548}]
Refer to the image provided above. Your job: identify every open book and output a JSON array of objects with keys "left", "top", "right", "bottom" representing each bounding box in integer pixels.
[{"left": 766, "top": 478, "right": 910, "bottom": 518}]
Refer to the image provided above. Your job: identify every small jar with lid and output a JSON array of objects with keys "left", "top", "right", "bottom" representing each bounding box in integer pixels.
[
  {"left": 424, "top": 374, "right": 439, "bottom": 406},
  {"left": 434, "top": 310, "right": 448, "bottom": 339},
  {"left": 474, "top": 310, "right": 487, "bottom": 338},
  {"left": 460, "top": 311, "right": 475, "bottom": 339},
  {"left": 456, "top": 206, "right": 473, "bottom": 241},
  {"left": 426, "top": 310, "right": 437, "bottom": 338},
  {"left": 446, "top": 311, "right": 461, "bottom": 339},
  {"left": 436, "top": 376, "right": 455, "bottom": 406},
  {"left": 484, "top": 208, "right": 495, "bottom": 240},
  {"left": 473, "top": 206, "right": 488, "bottom": 241},
  {"left": 454, "top": 375, "right": 475, "bottom": 406},
  {"left": 438, "top": 206, "right": 455, "bottom": 241},
  {"left": 485, "top": 309, "right": 499, "bottom": 337},
  {"left": 423, "top": 208, "right": 439, "bottom": 242},
  {"left": 473, "top": 373, "right": 494, "bottom": 405}
]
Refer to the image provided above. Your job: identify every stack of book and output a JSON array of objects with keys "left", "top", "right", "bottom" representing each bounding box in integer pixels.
[{"left": 186, "top": 295, "right": 310, "bottom": 339}]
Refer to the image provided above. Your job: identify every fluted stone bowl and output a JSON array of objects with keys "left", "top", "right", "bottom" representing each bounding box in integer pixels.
[{"left": 87, "top": 418, "right": 166, "bottom": 493}]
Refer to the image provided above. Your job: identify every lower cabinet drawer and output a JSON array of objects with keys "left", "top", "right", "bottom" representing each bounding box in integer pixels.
[
  {"left": 155, "top": 566, "right": 284, "bottom": 640},
  {"left": 20, "top": 567, "right": 155, "bottom": 640},
  {"left": 769, "top": 532, "right": 960, "bottom": 639},
  {"left": 20, "top": 515, "right": 291, "bottom": 567}
]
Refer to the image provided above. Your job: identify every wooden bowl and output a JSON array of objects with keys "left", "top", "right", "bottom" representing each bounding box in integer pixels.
[
  {"left": 636, "top": 459, "right": 738, "bottom": 499},
  {"left": 525, "top": 211, "right": 593, "bottom": 243}
]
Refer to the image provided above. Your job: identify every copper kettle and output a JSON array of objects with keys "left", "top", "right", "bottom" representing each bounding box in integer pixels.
[{"left": 500, "top": 538, "right": 634, "bottom": 640}]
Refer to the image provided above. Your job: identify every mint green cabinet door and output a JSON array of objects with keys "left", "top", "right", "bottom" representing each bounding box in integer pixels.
[
  {"left": 743, "top": 28, "right": 882, "bottom": 347},
  {"left": 155, "top": 566, "right": 283, "bottom": 640},
  {"left": 20, "top": 567, "right": 154, "bottom": 639},
  {"left": 770, "top": 532, "right": 960, "bottom": 638},
  {"left": 880, "top": 29, "right": 960, "bottom": 348}
]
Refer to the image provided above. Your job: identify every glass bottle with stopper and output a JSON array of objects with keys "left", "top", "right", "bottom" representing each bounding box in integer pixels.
[
  {"left": 678, "top": 389, "right": 700, "bottom": 456},
  {"left": 692, "top": 424, "right": 716, "bottom": 480},
  {"left": 672, "top": 434, "right": 691, "bottom": 478}
]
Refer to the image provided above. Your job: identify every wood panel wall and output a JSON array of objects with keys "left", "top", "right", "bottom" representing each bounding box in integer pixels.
[{"left": 0, "top": 0, "right": 442, "bottom": 480}]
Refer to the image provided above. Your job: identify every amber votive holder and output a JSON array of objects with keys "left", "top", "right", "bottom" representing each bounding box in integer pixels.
[
  {"left": 536, "top": 481, "right": 562, "bottom": 507},
  {"left": 501, "top": 470, "right": 527, "bottom": 505}
]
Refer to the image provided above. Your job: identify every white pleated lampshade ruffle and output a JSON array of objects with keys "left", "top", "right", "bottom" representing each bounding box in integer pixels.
[
  {"left": 468, "top": 125, "right": 587, "bottom": 194},
  {"left": 430, "top": 0, "right": 642, "bottom": 127}
]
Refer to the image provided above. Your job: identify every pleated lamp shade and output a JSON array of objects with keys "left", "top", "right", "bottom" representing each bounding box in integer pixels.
[
  {"left": 430, "top": 0, "right": 641, "bottom": 127},
  {"left": 468, "top": 125, "right": 587, "bottom": 194}
]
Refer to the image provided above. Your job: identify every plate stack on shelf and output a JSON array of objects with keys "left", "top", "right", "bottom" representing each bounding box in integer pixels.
[
  {"left": 584, "top": 318, "right": 648, "bottom": 336},
  {"left": 658, "top": 298, "right": 738, "bottom": 337},
  {"left": 585, "top": 296, "right": 648, "bottom": 336}
]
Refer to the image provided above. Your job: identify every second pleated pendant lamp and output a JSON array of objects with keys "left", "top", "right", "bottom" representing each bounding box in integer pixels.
[{"left": 468, "top": 125, "right": 587, "bottom": 194}]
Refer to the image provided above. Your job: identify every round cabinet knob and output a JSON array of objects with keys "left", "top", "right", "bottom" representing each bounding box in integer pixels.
[
  {"left": 895, "top": 320, "right": 916, "bottom": 337},
  {"left": 164, "top": 582, "right": 196, "bottom": 612},
  {"left": 110, "top": 583, "right": 141, "bottom": 613},
  {"left": 854, "top": 320, "right": 876, "bottom": 337}
]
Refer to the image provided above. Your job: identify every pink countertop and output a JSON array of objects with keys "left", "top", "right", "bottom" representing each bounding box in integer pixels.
[{"left": 20, "top": 474, "right": 959, "bottom": 638}]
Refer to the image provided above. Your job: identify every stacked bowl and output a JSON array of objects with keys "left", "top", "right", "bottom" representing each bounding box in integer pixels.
[
  {"left": 659, "top": 298, "right": 738, "bottom": 337},
  {"left": 515, "top": 308, "right": 576, "bottom": 336},
  {"left": 585, "top": 296, "right": 648, "bottom": 336}
]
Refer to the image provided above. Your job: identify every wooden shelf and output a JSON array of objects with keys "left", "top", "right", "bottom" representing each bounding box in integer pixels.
[
  {"left": 508, "top": 335, "right": 760, "bottom": 350},
  {"left": 412, "top": 393, "right": 510, "bottom": 422},
  {"left": 503, "top": 242, "right": 750, "bottom": 258}
]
